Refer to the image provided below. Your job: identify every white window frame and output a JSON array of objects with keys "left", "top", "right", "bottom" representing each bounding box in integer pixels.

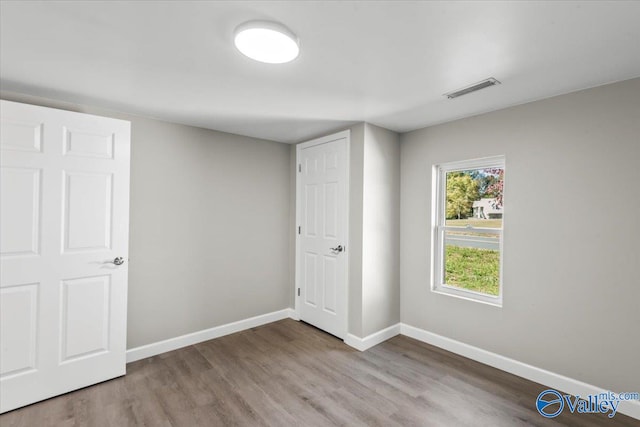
[{"left": 431, "top": 155, "right": 505, "bottom": 306}]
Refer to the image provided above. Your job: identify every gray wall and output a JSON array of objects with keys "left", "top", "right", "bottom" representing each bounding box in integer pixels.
[
  {"left": 1, "top": 91, "right": 292, "bottom": 349},
  {"left": 361, "top": 124, "right": 400, "bottom": 336},
  {"left": 400, "top": 78, "right": 640, "bottom": 392},
  {"left": 347, "top": 123, "right": 366, "bottom": 337}
]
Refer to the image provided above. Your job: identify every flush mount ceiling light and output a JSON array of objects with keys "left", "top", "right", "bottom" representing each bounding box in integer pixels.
[{"left": 234, "top": 21, "right": 299, "bottom": 64}]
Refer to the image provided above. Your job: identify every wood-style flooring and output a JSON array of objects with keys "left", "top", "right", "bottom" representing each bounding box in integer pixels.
[{"left": 1, "top": 319, "right": 637, "bottom": 426}]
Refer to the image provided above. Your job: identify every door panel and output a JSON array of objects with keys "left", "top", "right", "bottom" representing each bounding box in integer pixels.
[
  {"left": 0, "top": 283, "right": 38, "bottom": 378},
  {"left": 63, "top": 127, "right": 115, "bottom": 159},
  {"left": 324, "top": 182, "right": 338, "bottom": 238},
  {"left": 296, "top": 132, "right": 348, "bottom": 339},
  {"left": 0, "top": 168, "right": 41, "bottom": 257},
  {"left": 0, "top": 120, "right": 43, "bottom": 153},
  {"left": 63, "top": 172, "right": 113, "bottom": 252},
  {"left": 323, "top": 256, "right": 337, "bottom": 313},
  {"left": 304, "top": 184, "right": 318, "bottom": 236},
  {"left": 60, "top": 275, "right": 111, "bottom": 362},
  {"left": 0, "top": 100, "right": 130, "bottom": 413}
]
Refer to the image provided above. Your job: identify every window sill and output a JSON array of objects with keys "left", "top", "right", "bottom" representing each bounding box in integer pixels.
[{"left": 432, "top": 286, "right": 503, "bottom": 307}]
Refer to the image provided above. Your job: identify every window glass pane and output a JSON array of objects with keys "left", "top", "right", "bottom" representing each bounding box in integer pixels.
[
  {"left": 444, "top": 168, "right": 504, "bottom": 228},
  {"left": 443, "top": 230, "right": 500, "bottom": 296}
]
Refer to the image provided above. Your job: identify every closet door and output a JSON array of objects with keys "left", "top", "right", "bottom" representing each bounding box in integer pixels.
[
  {"left": 0, "top": 100, "right": 131, "bottom": 413},
  {"left": 296, "top": 131, "right": 349, "bottom": 339}
]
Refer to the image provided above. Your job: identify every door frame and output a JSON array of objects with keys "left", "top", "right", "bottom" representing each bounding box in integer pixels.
[{"left": 294, "top": 130, "right": 350, "bottom": 339}]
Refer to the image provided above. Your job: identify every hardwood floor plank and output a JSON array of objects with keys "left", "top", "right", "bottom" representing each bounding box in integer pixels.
[{"left": 1, "top": 319, "right": 636, "bottom": 426}]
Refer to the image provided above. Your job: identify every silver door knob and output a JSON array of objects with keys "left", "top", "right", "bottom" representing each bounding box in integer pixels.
[
  {"left": 330, "top": 245, "right": 343, "bottom": 254},
  {"left": 113, "top": 257, "right": 125, "bottom": 265}
]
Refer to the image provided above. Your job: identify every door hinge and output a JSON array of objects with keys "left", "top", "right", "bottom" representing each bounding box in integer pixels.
[
  {"left": 298, "top": 226, "right": 301, "bottom": 234},
  {"left": 298, "top": 164, "right": 301, "bottom": 172},
  {"left": 297, "top": 288, "right": 300, "bottom": 296}
]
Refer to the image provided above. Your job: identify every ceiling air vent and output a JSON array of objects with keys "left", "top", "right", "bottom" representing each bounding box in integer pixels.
[{"left": 444, "top": 77, "right": 501, "bottom": 99}]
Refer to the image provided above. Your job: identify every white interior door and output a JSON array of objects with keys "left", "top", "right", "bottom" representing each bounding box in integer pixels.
[
  {"left": 0, "top": 100, "right": 130, "bottom": 413},
  {"left": 296, "top": 131, "right": 349, "bottom": 339}
]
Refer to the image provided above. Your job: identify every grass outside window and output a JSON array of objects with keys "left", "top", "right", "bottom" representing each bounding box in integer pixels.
[{"left": 444, "top": 245, "right": 500, "bottom": 296}]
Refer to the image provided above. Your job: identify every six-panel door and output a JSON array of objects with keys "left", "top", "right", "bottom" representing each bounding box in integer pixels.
[
  {"left": 0, "top": 100, "right": 130, "bottom": 413},
  {"left": 297, "top": 134, "right": 348, "bottom": 339}
]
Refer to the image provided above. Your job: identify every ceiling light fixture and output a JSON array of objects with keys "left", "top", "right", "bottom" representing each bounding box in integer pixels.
[
  {"left": 444, "top": 77, "right": 501, "bottom": 99},
  {"left": 234, "top": 21, "right": 299, "bottom": 64}
]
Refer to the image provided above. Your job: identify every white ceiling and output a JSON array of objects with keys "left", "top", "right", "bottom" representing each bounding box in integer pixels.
[{"left": 1, "top": 1, "right": 639, "bottom": 144}]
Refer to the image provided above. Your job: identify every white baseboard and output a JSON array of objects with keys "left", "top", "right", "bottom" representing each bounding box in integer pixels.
[
  {"left": 400, "top": 323, "right": 640, "bottom": 420},
  {"left": 126, "top": 308, "right": 295, "bottom": 363},
  {"left": 345, "top": 323, "right": 401, "bottom": 351}
]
